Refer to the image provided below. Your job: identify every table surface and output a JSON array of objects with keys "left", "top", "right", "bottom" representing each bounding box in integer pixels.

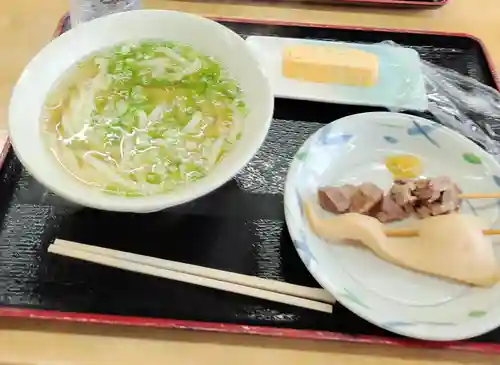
[{"left": 2, "top": 0, "right": 500, "bottom": 363}]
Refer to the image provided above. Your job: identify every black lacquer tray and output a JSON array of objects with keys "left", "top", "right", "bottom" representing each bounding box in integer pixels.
[{"left": 1, "top": 13, "right": 499, "bottom": 353}]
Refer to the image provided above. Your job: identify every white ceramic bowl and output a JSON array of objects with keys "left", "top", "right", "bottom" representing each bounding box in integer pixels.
[{"left": 9, "top": 10, "right": 273, "bottom": 213}]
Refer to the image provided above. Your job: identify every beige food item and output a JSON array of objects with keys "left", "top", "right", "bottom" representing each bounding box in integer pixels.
[
  {"left": 304, "top": 201, "right": 499, "bottom": 286},
  {"left": 282, "top": 44, "right": 379, "bottom": 86}
]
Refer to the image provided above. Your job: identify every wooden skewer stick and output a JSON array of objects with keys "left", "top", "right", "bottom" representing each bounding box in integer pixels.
[
  {"left": 460, "top": 193, "right": 500, "bottom": 199},
  {"left": 385, "top": 228, "right": 500, "bottom": 238}
]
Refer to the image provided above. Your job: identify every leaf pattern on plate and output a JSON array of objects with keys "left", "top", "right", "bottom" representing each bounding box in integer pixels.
[
  {"left": 383, "top": 321, "right": 415, "bottom": 328},
  {"left": 383, "top": 136, "right": 398, "bottom": 144},
  {"left": 462, "top": 153, "right": 482, "bottom": 165},
  {"left": 494, "top": 175, "right": 500, "bottom": 188},
  {"left": 407, "top": 120, "right": 440, "bottom": 148},
  {"left": 378, "top": 123, "right": 405, "bottom": 129},
  {"left": 293, "top": 234, "right": 315, "bottom": 270},
  {"left": 295, "top": 189, "right": 303, "bottom": 216},
  {"left": 319, "top": 132, "right": 353, "bottom": 146},
  {"left": 469, "top": 310, "right": 487, "bottom": 318},
  {"left": 295, "top": 151, "right": 308, "bottom": 161},
  {"left": 339, "top": 290, "right": 370, "bottom": 309},
  {"left": 296, "top": 248, "right": 315, "bottom": 270},
  {"left": 465, "top": 200, "right": 478, "bottom": 216},
  {"left": 383, "top": 321, "right": 455, "bottom": 328}
]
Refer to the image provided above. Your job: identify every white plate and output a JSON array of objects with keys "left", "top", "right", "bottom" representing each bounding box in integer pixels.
[
  {"left": 246, "top": 36, "right": 428, "bottom": 111},
  {"left": 284, "top": 112, "right": 500, "bottom": 341}
]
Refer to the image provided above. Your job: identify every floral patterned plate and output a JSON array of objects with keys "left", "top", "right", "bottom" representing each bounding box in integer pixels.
[{"left": 284, "top": 112, "right": 500, "bottom": 341}]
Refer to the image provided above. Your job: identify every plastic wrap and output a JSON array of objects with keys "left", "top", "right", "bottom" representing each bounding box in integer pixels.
[
  {"left": 385, "top": 41, "right": 500, "bottom": 156},
  {"left": 422, "top": 61, "right": 500, "bottom": 155}
]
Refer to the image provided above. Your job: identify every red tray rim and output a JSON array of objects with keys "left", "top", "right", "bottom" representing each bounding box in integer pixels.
[
  {"left": 2, "top": 13, "right": 499, "bottom": 355},
  {"left": 327, "top": 0, "right": 448, "bottom": 7}
]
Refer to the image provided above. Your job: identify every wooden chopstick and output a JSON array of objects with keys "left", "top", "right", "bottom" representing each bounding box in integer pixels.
[
  {"left": 49, "top": 240, "right": 334, "bottom": 313},
  {"left": 385, "top": 228, "right": 500, "bottom": 238},
  {"left": 53, "top": 239, "right": 334, "bottom": 303},
  {"left": 460, "top": 193, "right": 500, "bottom": 199}
]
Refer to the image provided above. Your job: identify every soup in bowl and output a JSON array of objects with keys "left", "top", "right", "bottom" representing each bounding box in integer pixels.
[{"left": 9, "top": 10, "right": 273, "bottom": 212}]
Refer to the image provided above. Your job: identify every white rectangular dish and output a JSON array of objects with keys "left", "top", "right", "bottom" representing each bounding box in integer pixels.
[{"left": 246, "top": 36, "right": 428, "bottom": 111}]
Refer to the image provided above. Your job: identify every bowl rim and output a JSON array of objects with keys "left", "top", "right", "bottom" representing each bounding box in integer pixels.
[{"left": 8, "top": 9, "right": 274, "bottom": 213}]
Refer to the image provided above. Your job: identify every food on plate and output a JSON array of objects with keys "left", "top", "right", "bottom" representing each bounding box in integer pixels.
[
  {"left": 391, "top": 177, "right": 461, "bottom": 218},
  {"left": 281, "top": 44, "right": 379, "bottom": 86},
  {"left": 385, "top": 154, "right": 423, "bottom": 179},
  {"left": 317, "top": 184, "right": 356, "bottom": 214},
  {"left": 42, "top": 40, "right": 247, "bottom": 197},
  {"left": 318, "top": 183, "right": 384, "bottom": 214},
  {"left": 304, "top": 201, "right": 499, "bottom": 286},
  {"left": 350, "top": 182, "right": 384, "bottom": 214},
  {"left": 318, "top": 177, "right": 462, "bottom": 222}
]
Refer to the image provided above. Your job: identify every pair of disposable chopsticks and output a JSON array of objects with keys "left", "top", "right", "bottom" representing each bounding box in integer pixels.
[
  {"left": 48, "top": 239, "right": 335, "bottom": 313},
  {"left": 384, "top": 192, "right": 500, "bottom": 237}
]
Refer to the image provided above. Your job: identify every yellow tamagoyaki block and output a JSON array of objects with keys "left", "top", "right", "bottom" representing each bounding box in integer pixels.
[{"left": 282, "top": 44, "right": 379, "bottom": 87}]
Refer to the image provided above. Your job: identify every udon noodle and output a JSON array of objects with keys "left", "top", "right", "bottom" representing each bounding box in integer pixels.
[{"left": 42, "top": 41, "right": 247, "bottom": 196}]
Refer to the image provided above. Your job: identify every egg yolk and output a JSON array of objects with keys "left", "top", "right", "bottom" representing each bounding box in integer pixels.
[{"left": 385, "top": 155, "right": 423, "bottom": 179}]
